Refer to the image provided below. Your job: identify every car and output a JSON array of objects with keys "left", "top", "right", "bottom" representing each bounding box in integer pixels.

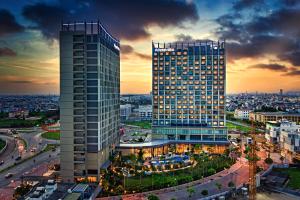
[
  {"left": 0, "top": 160, "right": 4, "bottom": 165},
  {"left": 5, "top": 173, "right": 13, "bottom": 179},
  {"left": 15, "top": 156, "right": 21, "bottom": 161}
]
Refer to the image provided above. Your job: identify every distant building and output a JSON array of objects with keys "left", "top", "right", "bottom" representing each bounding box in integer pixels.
[
  {"left": 120, "top": 104, "right": 132, "bottom": 121},
  {"left": 250, "top": 112, "right": 300, "bottom": 124},
  {"left": 265, "top": 120, "right": 300, "bottom": 144},
  {"left": 234, "top": 109, "right": 251, "bottom": 120},
  {"left": 280, "top": 129, "right": 300, "bottom": 160},
  {"left": 280, "top": 89, "right": 283, "bottom": 96},
  {"left": 8, "top": 109, "right": 29, "bottom": 119},
  {"left": 138, "top": 105, "right": 152, "bottom": 121}
]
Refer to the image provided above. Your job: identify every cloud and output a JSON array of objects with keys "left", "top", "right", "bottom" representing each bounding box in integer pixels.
[
  {"left": 0, "top": 9, "right": 24, "bottom": 37},
  {"left": 232, "top": 0, "right": 264, "bottom": 11},
  {"left": 248, "top": 63, "right": 288, "bottom": 72},
  {"left": 284, "top": 69, "right": 300, "bottom": 76},
  {"left": 22, "top": 0, "right": 199, "bottom": 41},
  {"left": 214, "top": 6, "right": 300, "bottom": 67},
  {"left": 120, "top": 44, "right": 134, "bottom": 54},
  {"left": 0, "top": 47, "right": 17, "bottom": 57},
  {"left": 121, "top": 44, "right": 151, "bottom": 60},
  {"left": 135, "top": 52, "right": 151, "bottom": 60},
  {"left": 175, "top": 33, "right": 194, "bottom": 41}
]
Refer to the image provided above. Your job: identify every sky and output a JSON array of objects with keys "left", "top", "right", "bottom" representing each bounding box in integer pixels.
[{"left": 0, "top": 0, "right": 300, "bottom": 94}]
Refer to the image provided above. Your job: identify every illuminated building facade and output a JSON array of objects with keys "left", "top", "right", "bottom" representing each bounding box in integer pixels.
[{"left": 152, "top": 40, "right": 227, "bottom": 143}]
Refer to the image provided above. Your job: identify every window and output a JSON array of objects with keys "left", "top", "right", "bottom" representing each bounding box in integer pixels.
[
  {"left": 87, "top": 73, "right": 98, "bottom": 79},
  {"left": 87, "top": 80, "right": 98, "bottom": 86},
  {"left": 87, "top": 137, "right": 98, "bottom": 143},
  {"left": 87, "top": 66, "right": 97, "bottom": 71},
  {"left": 87, "top": 95, "right": 97, "bottom": 100},
  {"left": 87, "top": 109, "right": 98, "bottom": 115},
  {"left": 87, "top": 116, "right": 98, "bottom": 122},
  {"left": 87, "top": 130, "right": 98, "bottom": 136},
  {"left": 87, "top": 44, "right": 97, "bottom": 50},
  {"left": 87, "top": 102, "right": 98, "bottom": 107},
  {"left": 87, "top": 123, "right": 98, "bottom": 129},
  {"left": 87, "top": 59, "right": 97, "bottom": 64},
  {"left": 87, "top": 51, "right": 97, "bottom": 57},
  {"left": 87, "top": 87, "right": 98, "bottom": 93}
]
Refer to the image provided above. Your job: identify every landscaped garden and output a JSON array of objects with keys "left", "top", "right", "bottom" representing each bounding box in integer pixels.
[
  {"left": 99, "top": 150, "right": 236, "bottom": 197},
  {"left": 125, "top": 121, "right": 151, "bottom": 129},
  {"left": 41, "top": 131, "right": 60, "bottom": 140},
  {"left": 226, "top": 121, "right": 251, "bottom": 133}
]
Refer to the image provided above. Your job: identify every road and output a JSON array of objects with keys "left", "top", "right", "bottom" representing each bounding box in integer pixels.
[
  {"left": 0, "top": 127, "right": 58, "bottom": 171},
  {"left": 0, "top": 147, "right": 59, "bottom": 187}
]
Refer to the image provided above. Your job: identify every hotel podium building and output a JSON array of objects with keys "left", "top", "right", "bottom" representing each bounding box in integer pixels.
[
  {"left": 60, "top": 22, "right": 120, "bottom": 182},
  {"left": 152, "top": 40, "right": 227, "bottom": 145}
]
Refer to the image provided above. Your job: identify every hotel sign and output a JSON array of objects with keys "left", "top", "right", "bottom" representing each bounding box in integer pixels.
[
  {"left": 114, "top": 43, "right": 120, "bottom": 51},
  {"left": 154, "top": 48, "right": 174, "bottom": 52}
]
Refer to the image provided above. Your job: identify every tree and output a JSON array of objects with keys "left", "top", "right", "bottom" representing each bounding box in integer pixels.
[
  {"left": 201, "top": 189, "right": 208, "bottom": 196},
  {"left": 280, "top": 156, "right": 284, "bottom": 164},
  {"left": 215, "top": 182, "right": 222, "bottom": 190},
  {"left": 264, "top": 157, "right": 273, "bottom": 165},
  {"left": 228, "top": 181, "right": 235, "bottom": 188},
  {"left": 186, "top": 186, "right": 195, "bottom": 199},
  {"left": 137, "top": 149, "right": 144, "bottom": 163},
  {"left": 207, "top": 167, "right": 216, "bottom": 175},
  {"left": 148, "top": 194, "right": 160, "bottom": 200}
]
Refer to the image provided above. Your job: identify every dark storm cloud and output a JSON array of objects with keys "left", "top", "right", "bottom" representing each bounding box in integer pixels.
[
  {"left": 22, "top": 0, "right": 199, "bottom": 40},
  {"left": 284, "top": 69, "right": 300, "bottom": 76},
  {"left": 248, "top": 63, "right": 288, "bottom": 72},
  {"left": 175, "top": 34, "right": 194, "bottom": 41},
  {"left": 214, "top": 5, "right": 300, "bottom": 68},
  {"left": 121, "top": 44, "right": 150, "bottom": 60},
  {"left": 22, "top": 3, "right": 69, "bottom": 39},
  {"left": 0, "top": 47, "right": 17, "bottom": 56},
  {"left": 0, "top": 9, "right": 24, "bottom": 37},
  {"left": 120, "top": 44, "right": 134, "bottom": 54}
]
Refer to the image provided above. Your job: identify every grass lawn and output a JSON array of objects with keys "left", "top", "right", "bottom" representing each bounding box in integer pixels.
[
  {"left": 226, "top": 121, "right": 251, "bottom": 132},
  {"left": 125, "top": 121, "right": 151, "bottom": 129},
  {"left": 274, "top": 168, "right": 300, "bottom": 189},
  {"left": 41, "top": 131, "right": 60, "bottom": 140},
  {"left": 0, "top": 139, "right": 6, "bottom": 151}
]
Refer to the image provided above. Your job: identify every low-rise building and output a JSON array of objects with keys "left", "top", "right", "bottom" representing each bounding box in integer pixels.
[
  {"left": 280, "top": 129, "right": 300, "bottom": 160},
  {"left": 265, "top": 120, "right": 300, "bottom": 144},
  {"left": 234, "top": 109, "right": 251, "bottom": 120},
  {"left": 138, "top": 105, "right": 152, "bottom": 121},
  {"left": 250, "top": 112, "right": 300, "bottom": 124},
  {"left": 120, "top": 104, "right": 132, "bottom": 121}
]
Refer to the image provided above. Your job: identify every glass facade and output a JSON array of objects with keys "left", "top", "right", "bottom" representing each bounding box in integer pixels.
[{"left": 152, "top": 41, "right": 227, "bottom": 142}]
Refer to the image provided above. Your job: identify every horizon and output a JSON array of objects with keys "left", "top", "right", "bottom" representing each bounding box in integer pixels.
[{"left": 1, "top": 0, "right": 300, "bottom": 94}]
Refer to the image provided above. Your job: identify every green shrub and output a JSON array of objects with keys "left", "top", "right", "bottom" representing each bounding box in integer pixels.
[{"left": 201, "top": 189, "right": 208, "bottom": 196}]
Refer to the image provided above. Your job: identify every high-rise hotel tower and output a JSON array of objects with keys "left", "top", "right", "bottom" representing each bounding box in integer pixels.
[
  {"left": 60, "top": 22, "right": 120, "bottom": 182},
  {"left": 152, "top": 41, "right": 227, "bottom": 144}
]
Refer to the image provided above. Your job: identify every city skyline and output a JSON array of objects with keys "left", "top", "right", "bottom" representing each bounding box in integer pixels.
[{"left": 0, "top": 0, "right": 300, "bottom": 94}]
